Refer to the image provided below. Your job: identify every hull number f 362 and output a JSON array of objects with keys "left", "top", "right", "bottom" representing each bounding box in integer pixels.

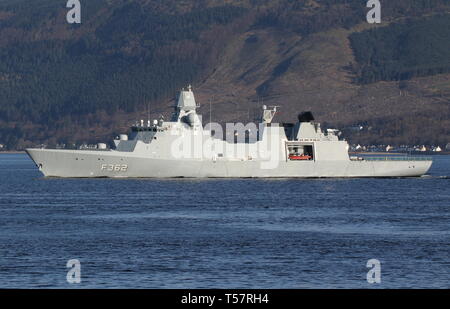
[{"left": 101, "top": 164, "right": 128, "bottom": 172}]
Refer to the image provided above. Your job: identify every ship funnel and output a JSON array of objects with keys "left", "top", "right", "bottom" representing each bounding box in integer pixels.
[{"left": 298, "top": 111, "right": 315, "bottom": 123}]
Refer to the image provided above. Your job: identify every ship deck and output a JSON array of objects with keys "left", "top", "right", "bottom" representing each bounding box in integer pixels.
[{"left": 353, "top": 156, "right": 432, "bottom": 161}]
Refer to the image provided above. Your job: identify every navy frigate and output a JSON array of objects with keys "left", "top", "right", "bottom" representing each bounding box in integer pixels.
[{"left": 26, "top": 86, "right": 432, "bottom": 178}]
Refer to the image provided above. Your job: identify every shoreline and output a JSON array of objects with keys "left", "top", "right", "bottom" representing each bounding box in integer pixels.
[{"left": 0, "top": 151, "right": 26, "bottom": 154}]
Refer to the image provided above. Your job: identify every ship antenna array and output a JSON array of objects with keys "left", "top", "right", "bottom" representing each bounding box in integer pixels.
[
  {"left": 209, "top": 97, "right": 212, "bottom": 125},
  {"left": 147, "top": 102, "right": 150, "bottom": 125}
]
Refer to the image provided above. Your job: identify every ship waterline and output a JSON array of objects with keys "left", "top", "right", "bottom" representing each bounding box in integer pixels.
[
  {"left": 26, "top": 148, "right": 432, "bottom": 178},
  {"left": 26, "top": 86, "right": 432, "bottom": 178}
]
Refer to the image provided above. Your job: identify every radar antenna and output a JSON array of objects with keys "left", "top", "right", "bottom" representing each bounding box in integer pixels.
[{"left": 262, "top": 106, "right": 280, "bottom": 124}]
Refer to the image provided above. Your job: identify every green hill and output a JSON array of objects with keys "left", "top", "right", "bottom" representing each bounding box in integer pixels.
[
  {"left": 0, "top": 0, "right": 449, "bottom": 149},
  {"left": 350, "top": 14, "right": 450, "bottom": 83}
]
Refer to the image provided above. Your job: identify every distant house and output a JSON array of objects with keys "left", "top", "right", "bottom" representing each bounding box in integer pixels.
[
  {"left": 446, "top": 143, "right": 450, "bottom": 151},
  {"left": 348, "top": 125, "right": 364, "bottom": 132},
  {"left": 0, "top": 144, "right": 4, "bottom": 150}
]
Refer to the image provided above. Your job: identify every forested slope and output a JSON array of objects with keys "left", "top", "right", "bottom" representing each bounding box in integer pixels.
[{"left": 0, "top": 0, "right": 449, "bottom": 149}]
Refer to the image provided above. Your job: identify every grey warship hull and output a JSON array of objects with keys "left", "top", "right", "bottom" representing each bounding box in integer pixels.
[
  {"left": 26, "top": 148, "right": 432, "bottom": 178},
  {"left": 26, "top": 87, "right": 433, "bottom": 178}
]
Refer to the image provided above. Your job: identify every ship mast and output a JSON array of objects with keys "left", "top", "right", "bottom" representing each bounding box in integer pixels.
[{"left": 262, "top": 105, "right": 279, "bottom": 124}]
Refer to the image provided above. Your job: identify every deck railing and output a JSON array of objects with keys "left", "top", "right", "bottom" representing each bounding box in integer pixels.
[{"left": 352, "top": 156, "right": 432, "bottom": 161}]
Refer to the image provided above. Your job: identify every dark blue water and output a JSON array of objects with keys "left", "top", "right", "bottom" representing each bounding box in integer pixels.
[{"left": 0, "top": 154, "right": 448, "bottom": 288}]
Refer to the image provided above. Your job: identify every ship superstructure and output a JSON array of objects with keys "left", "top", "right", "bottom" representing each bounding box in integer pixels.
[{"left": 26, "top": 86, "right": 432, "bottom": 178}]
